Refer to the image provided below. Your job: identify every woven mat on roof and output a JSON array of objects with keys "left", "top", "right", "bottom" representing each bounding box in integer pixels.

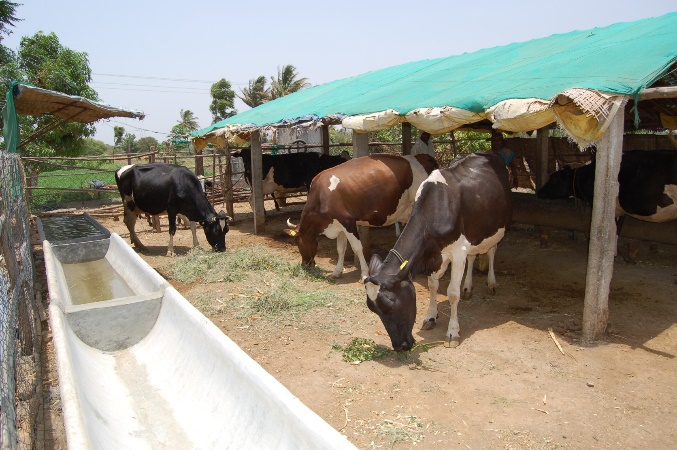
[{"left": 11, "top": 83, "right": 144, "bottom": 123}]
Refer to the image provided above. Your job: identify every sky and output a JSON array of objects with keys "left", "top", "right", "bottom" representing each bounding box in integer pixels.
[{"left": 3, "top": 1, "right": 676, "bottom": 146}]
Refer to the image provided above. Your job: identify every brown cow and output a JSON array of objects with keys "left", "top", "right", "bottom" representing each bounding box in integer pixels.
[{"left": 286, "top": 154, "right": 438, "bottom": 280}]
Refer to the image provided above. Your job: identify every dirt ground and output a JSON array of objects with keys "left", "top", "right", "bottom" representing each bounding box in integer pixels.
[{"left": 34, "top": 197, "right": 677, "bottom": 449}]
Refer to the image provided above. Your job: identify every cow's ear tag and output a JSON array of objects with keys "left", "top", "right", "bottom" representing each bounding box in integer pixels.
[
  {"left": 399, "top": 260, "right": 408, "bottom": 270},
  {"left": 290, "top": 230, "right": 297, "bottom": 236}
]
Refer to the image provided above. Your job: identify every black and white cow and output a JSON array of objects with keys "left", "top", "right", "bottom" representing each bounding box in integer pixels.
[
  {"left": 364, "top": 153, "right": 513, "bottom": 351},
  {"left": 536, "top": 150, "right": 677, "bottom": 224},
  {"left": 115, "top": 163, "right": 229, "bottom": 256},
  {"left": 232, "top": 149, "right": 349, "bottom": 211}
]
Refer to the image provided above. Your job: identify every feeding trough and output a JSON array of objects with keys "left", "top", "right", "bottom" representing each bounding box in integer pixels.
[{"left": 39, "top": 214, "right": 355, "bottom": 449}]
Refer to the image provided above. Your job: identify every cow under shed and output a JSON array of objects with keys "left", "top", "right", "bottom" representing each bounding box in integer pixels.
[
  {"left": 232, "top": 149, "right": 348, "bottom": 211},
  {"left": 115, "top": 163, "right": 229, "bottom": 256},
  {"left": 364, "top": 153, "right": 513, "bottom": 351},
  {"left": 536, "top": 150, "right": 677, "bottom": 225},
  {"left": 285, "top": 153, "right": 438, "bottom": 281}
]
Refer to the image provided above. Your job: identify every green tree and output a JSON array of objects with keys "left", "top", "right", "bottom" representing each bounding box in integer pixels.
[
  {"left": 121, "top": 132, "right": 136, "bottom": 153},
  {"left": 238, "top": 75, "right": 269, "bottom": 108},
  {"left": 1, "top": 31, "right": 98, "bottom": 158},
  {"left": 136, "top": 136, "right": 159, "bottom": 154},
  {"left": 113, "top": 126, "right": 125, "bottom": 149},
  {"left": 0, "top": 1, "right": 20, "bottom": 41},
  {"left": 168, "top": 109, "right": 198, "bottom": 152},
  {"left": 269, "top": 65, "right": 310, "bottom": 100},
  {"left": 81, "top": 138, "right": 110, "bottom": 156},
  {"left": 209, "top": 79, "right": 237, "bottom": 123}
]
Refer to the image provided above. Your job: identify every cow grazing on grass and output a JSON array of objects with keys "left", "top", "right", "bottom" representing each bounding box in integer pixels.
[
  {"left": 364, "top": 153, "right": 513, "bottom": 350},
  {"left": 115, "top": 163, "right": 229, "bottom": 256},
  {"left": 232, "top": 149, "right": 349, "bottom": 211},
  {"left": 536, "top": 150, "right": 677, "bottom": 224},
  {"left": 285, "top": 154, "right": 439, "bottom": 280}
]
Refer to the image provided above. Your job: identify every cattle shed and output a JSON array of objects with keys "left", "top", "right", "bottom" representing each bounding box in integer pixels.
[{"left": 191, "top": 12, "right": 677, "bottom": 343}]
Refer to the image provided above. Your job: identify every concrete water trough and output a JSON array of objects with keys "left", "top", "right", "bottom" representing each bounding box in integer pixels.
[{"left": 39, "top": 214, "right": 355, "bottom": 449}]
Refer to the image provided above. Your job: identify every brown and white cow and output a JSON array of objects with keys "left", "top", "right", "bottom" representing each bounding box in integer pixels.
[
  {"left": 364, "top": 153, "right": 513, "bottom": 350},
  {"left": 285, "top": 153, "right": 438, "bottom": 280}
]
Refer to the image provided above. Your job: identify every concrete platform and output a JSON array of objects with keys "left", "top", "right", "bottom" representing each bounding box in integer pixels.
[{"left": 42, "top": 227, "right": 355, "bottom": 449}]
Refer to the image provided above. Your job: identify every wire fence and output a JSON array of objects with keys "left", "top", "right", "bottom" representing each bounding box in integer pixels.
[{"left": 0, "top": 150, "right": 40, "bottom": 449}]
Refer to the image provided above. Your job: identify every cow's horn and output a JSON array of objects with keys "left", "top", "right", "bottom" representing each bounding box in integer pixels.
[{"left": 287, "top": 218, "right": 297, "bottom": 228}]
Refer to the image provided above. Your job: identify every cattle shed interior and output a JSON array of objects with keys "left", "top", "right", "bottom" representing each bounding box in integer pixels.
[{"left": 191, "top": 12, "right": 677, "bottom": 344}]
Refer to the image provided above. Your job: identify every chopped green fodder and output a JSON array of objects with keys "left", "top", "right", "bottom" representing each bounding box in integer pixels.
[
  {"left": 167, "top": 246, "right": 323, "bottom": 283},
  {"left": 376, "top": 415, "right": 425, "bottom": 446},
  {"left": 333, "top": 338, "right": 390, "bottom": 363},
  {"left": 251, "top": 281, "right": 334, "bottom": 318}
]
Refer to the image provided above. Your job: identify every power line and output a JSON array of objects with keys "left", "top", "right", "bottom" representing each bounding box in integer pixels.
[
  {"left": 91, "top": 81, "right": 210, "bottom": 91},
  {"left": 93, "top": 86, "right": 212, "bottom": 95},
  {"left": 92, "top": 72, "right": 249, "bottom": 86},
  {"left": 93, "top": 73, "right": 215, "bottom": 83}
]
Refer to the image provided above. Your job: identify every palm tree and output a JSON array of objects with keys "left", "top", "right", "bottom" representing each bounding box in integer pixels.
[
  {"left": 238, "top": 76, "right": 269, "bottom": 108},
  {"left": 178, "top": 109, "right": 199, "bottom": 131},
  {"left": 269, "top": 65, "right": 310, "bottom": 100}
]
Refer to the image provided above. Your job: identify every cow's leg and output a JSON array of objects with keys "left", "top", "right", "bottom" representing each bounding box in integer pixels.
[
  {"left": 446, "top": 249, "right": 469, "bottom": 347},
  {"left": 462, "top": 254, "right": 476, "bottom": 299},
  {"left": 123, "top": 206, "right": 145, "bottom": 250},
  {"left": 486, "top": 245, "right": 498, "bottom": 294},
  {"left": 271, "top": 193, "right": 281, "bottom": 211},
  {"left": 151, "top": 215, "right": 161, "bottom": 233},
  {"left": 329, "top": 231, "right": 348, "bottom": 279},
  {"left": 190, "top": 221, "right": 199, "bottom": 248},
  {"left": 344, "top": 231, "right": 368, "bottom": 281},
  {"left": 422, "top": 258, "right": 451, "bottom": 331},
  {"left": 167, "top": 212, "right": 178, "bottom": 257}
]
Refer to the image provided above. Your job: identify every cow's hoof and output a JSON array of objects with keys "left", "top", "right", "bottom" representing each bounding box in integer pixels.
[
  {"left": 462, "top": 289, "right": 473, "bottom": 300},
  {"left": 487, "top": 286, "right": 496, "bottom": 295},
  {"left": 421, "top": 318, "right": 436, "bottom": 331},
  {"left": 327, "top": 272, "right": 342, "bottom": 280},
  {"left": 446, "top": 336, "right": 461, "bottom": 348},
  {"left": 166, "top": 251, "right": 175, "bottom": 257}
]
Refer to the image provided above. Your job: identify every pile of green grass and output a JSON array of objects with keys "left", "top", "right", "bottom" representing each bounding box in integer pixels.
[{"left": 169, "top": 246, "right": 334, "bottom": 320}]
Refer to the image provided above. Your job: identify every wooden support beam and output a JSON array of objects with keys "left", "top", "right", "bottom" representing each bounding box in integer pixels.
[
  {"left": 353, "top": 131, "right": 371, "bottom": 256},
  {"left": 250, "top": 130, "right": 266, "bottom": 234},
  {"left": 582, "top": 100, "right": 626, "bottom": 344},
  {"left": 321, "top": 125, "right": 330, "bottom": 155},
  {"left": 535, "top": 126, "right": 550, "bottom": 189},
  {"left": 402, "top": 122, "right": 412, "bottom": 155},
  {"left": 638, "top": 86, "right": 677, "bottom": 100}
]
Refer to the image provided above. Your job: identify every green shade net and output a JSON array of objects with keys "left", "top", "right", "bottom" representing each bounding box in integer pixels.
[{"left": 194, "top": 12, "right": 677, "bottom": 136}]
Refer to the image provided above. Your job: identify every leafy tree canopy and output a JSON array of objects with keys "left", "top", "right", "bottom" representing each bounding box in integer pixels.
[
  {"left": 269, "top": 64, "right": 310, "bottom": 100},
  {"left": 136, "top": 136, "right": 159, "bottom": 154},
  {"left": 209, "top": 78, "right": 237, "bottom": 123},
  {"left": 238, "top": 75, "right": 269, "bottom": 108},
  {"left": 0, "top": 1, "right": 20, "bottom": 42},
  {"left": 1, "top": 31, "right": 97, "bottom": 159},
  {"left": 113, "top": 126, "right": 125, "bottom": 148}
]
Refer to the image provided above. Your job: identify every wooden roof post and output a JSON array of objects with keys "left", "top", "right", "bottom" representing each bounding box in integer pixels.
[
  {"left": 321, "top": 124, "right": 330, "bottom": 155},
  {"left": 582, "top": 100, "right": 626, "bottom": 344},
  {"left": 353, "top": 130, "right": 370, "bottom": 261},
  {"left": 402, "top": 122, "right": 412, "bottom": 155},
  {"left": 251, "top": 130, "right": 266, "bottom": 234},
  {"left": 535, "top": 126, "right": 550, "bottom": 189}
]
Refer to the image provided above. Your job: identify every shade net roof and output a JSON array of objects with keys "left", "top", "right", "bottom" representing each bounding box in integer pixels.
[{"left": 193, "top": 12, "right": 677, "bottom": 147}]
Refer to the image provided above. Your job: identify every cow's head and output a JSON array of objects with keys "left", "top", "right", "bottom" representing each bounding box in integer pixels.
[
  {"left": 284, "top": 218, "right": 317, "bottom": 267},
  {"left": 200, "top": 210, "right": 230, "bottom": 252},
  {"left": 364, "top": 254, "right": 416, "bottom": 351},
  {"left": 536, "top": 166, "right": 574, "bottom": 199}
]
